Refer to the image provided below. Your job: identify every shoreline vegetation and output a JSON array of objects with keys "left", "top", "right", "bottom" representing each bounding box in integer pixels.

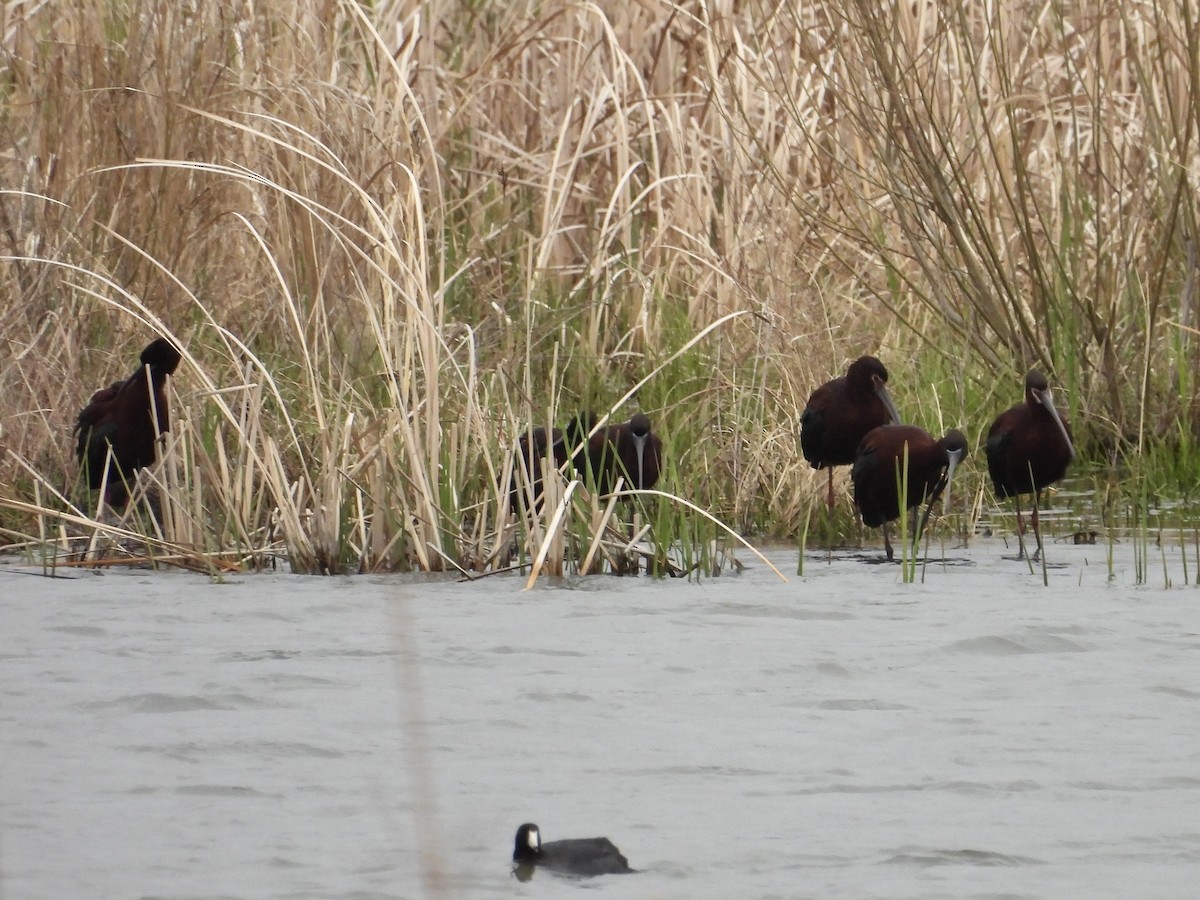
[{"left": 1, "top": 2, "right": 1197, "bottom": 577}]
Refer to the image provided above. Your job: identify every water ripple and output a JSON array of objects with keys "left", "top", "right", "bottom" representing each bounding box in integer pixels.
[
  {"left": 883, "top": 846, "right": 1044, "bottom": 867},
  {"left": 943, "top": 634, "right": 1090, "bottom": 655}
]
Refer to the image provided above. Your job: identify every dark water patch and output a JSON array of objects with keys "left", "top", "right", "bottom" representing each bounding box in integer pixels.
[
  {"left": 124, "top": 739, "right": 343, "bottom": 760},
  {"left": 1070, "top": 780, "right": 1144, "bottom": 792},
  {"left": 250, "top": 740, "right": 344, "bottom": 759},
  {"left": 39, "top": 671, "right": 84, "bottom": 684},
  {"left": 991, "top": 555, "right": 1073, "bottom": 567},
  {"left": 310, "top": 647, "right": 398, "bottom": 659},
  {"left": 483, "top": 718, "right": 526, "bottom": 729},
  {"left": 147, "top": 614, "right": 193, "bottom": 625},
  {"left": 523, "top": 690, "right": 593, "bottom": 703},
  {"left": 122, "top": 742, "right": 204, "bottom": 763},
  {"left": 943, "top": 633, "right": 1089, "bottom": 655},
  {"left": 219, "top": 647, "right": 396, "bottom": 661},
  {"left": 489, "top": 645, "right": 587, "bottom": 657},
  {"left": 175, "top": 784, "right": 273, "bottom": 797},
  {"left": 828, "top": 552, "right": 977, "bottom": 567},
  {"left": 252, "top": 673, "right": 339, "bottom": 689},
  {"left": 82, "top": 693, "right": 236, "bottom": 713},
  {"left": 787, "top": 779, "right": 1041, "bottom": 796},
  {"left": 815, "top": 662, "right": 855, "bottom": 678},
  {"left": 1034, "top": 624, "right": 1100, "bottom": 636},
  {"left": 220, "top": 649, "right": 303, "bottom": 662},
  {"left": 882, "top": 846, "right": 1044, "bottom": 867},
  {"left": 1145, "top": 685, "right": 1200, "bottom": 699},
  {"left": 709, "top": 602, "right": 856, "bottom": 621},
  {"left": 627, "top": 765, "right": 772, "bottom": 778},
  {"left": 242, "top": 610, "right": 300, "bottom": 623},
  {"left": 1140, "top": 635, "right": 1200, "bottom": 649},
  {"left": 1074, "top": 776, "right": 1200, "bottom": 792},
  {"left": 11, "top": 738, "right": 50, "bottom": 749},
  {"left": 46, "top": 625, "right": 107, "bottom": 637},
  {"left": 817, "top": 698, "right": 911, "bottom": 711},
  {"left": 775, "top": 853, "right": 859, "bottom": 870}
]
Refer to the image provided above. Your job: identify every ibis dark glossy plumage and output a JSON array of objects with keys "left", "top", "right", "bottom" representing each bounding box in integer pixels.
[
  {"left": 852, "top": 424, "right": 968, "bottom": 560},
  {"left": 801, "top": 356, "right": 901, "bottom": 508},
  {"left": 509, "top": 425, "right": 570, "bottom": 513},
  {"left": 581, "top": 412, "right": 662, "bottom": 495},
  {"left": 563, "top": 410, "right": 598, "bottom": 478},
  {"left": 74, "top": 337, "right": 182, "bottom": 509},
  {"left": 985, "top": 370, "right": 1075, "bottom": 559},
  {"left": 512, "top": 822, "right": 633, "bottom": 879}
]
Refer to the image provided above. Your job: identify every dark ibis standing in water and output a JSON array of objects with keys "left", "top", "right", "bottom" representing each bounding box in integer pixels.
[
  {"left": 74, "top": 336, "right": 182, "bottom": 510},
  {"left": 512, "top": 822, "right": 633, "bottom": 879},
  {"left": 581, "top": 412, "right": 662, "bottom": 496},
  {"left": 851, "top": 424, "right": 968, "bottom": 560},
  {"left": 801, "top": 356, "right": 902, "bottom": 509},
  {"left": 985, "top": 369, "right": 1075, "bottom": 559}
]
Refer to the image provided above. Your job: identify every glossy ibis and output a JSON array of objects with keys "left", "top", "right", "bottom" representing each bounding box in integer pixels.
[
  {"left": 581, "top": 412, "right": 662, "bottom": 495},
  {"left": 74, "top": 337, "right": 182, "bottom": 509},
  {"left": 512, "top": 823, "right": 633, "bottom": 879},
  {"left": 985, "top": 370, "right": 1075, "bottom": 559},
  {"left": 563, "top": 411, "right": 598, "bottom": 477},
  {"left": 801, "top": 356, "right": 901, "bottom": 508},
  {"left": 852, "top": 424, "right": 968, "bottom": 560},
  {"left": 509, "top": 425, "right": 569, "bottom": 514}
]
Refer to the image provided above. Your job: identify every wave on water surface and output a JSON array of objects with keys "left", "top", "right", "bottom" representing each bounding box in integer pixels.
[{"left": 883, "top": 846, "right": 1045, "bottom": 867}]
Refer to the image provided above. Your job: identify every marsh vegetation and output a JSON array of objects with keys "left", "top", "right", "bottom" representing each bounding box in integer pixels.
[{"left": 1, "top": 0, "right": 1197, "bottom": 575}]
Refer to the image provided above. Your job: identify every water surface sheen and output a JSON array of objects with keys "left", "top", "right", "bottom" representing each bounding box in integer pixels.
[{"left": 3, "top": 539, "right": 1200, "bottom": 899}]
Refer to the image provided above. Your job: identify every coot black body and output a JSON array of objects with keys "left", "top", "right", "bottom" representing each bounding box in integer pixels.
[{"left": 512, "top": 822, "right": 633, "bottom": 878}]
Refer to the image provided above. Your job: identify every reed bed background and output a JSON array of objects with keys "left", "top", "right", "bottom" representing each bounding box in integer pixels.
[{"left": 0, "top": 0, "right": 1196, "bottom": 574}]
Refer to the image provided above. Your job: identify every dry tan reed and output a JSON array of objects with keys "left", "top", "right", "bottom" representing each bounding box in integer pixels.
[{"left": 0, "top": 1, "right": 1196, "bottom": 572}]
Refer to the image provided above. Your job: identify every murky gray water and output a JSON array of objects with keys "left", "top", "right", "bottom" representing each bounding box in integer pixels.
[{"left": 3, "top": 539, "right": 1200, "bottom": 899}]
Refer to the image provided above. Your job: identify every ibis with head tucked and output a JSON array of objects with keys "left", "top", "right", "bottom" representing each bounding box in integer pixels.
[
  {"left": 74, "top": 336, "right": 182, "bottom": 510},
  {"left": 852, "top": 424, "right": 968, "bottom": 560}
]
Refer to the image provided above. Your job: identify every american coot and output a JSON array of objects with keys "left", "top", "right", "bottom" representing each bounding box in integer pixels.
[{"left": 511, "top": 822, "right": 633, "bottom": 878}]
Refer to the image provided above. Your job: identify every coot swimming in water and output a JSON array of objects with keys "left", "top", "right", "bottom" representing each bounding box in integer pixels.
[{"left": 511, "top": 822, "right": 633, "bottom": 878}]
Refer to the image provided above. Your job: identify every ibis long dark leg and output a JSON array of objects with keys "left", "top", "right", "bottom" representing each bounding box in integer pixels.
[
  {"left": 1013, "top": 493, "right": 1028, "bottom": 560},
  {"left": 882, "top": 521, "right": 894, "bottom": 561},
  {"left": 1031, "top": 490, "right": 1044, "bottom": 562}
]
